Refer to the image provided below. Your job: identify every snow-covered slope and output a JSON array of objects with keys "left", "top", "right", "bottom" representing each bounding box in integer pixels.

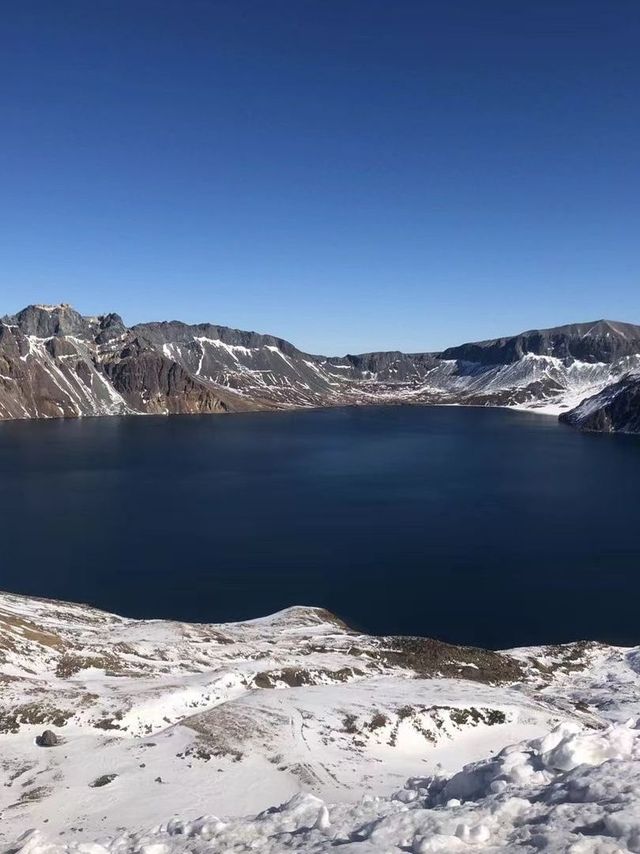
[
  {"left": 2, "top": 592, "right": 640, "bottom": 852},
  {"left": 2, "top": 305, "right": 640, "bottom": 421}
]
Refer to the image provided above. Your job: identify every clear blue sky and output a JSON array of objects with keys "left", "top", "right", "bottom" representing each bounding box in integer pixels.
[{"left": 0, "top": 1, "right": 638, "bottom": 354}]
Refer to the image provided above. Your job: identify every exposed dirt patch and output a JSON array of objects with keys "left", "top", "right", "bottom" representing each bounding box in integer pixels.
[
  {"left": 0, "top": 704, "right": 74, "bottom": 734},
  {"left": 0, "top": 613, "right": 65, "bottom": 655},
  {"left": 185, "top": 703, "right": 278, "bottom": 762},
  {"left": 2, "top": 761, "right": 35, "bottom": 785},
  {"left": 90, "top": 774, "right": 118, "bottom": 788},
  {"left": 447, "top": 706, "right": 507, "bottom": 727},
  {"left": 342, "top": 703, "right": 509, "bottom": 749},
  {"left": 55, "top": 652, "right": 129, "bottom": 678},
  {"left": 252, "top": 665, "right": 364, "bottom": 689},
  {"left": 6, "top": 786, "right": 52, "bottom": 809},
  {"left": 342, "top": 713, "right": 358, "bottom": 734},
  {"left": 369, "top": 712, "right": 388, "bottom": 730},
  {"left": 533, "top": 641, "right": 604, "bottom": 675},
  {"left": 373, "top": 636, "right": 525, "bottom": 684},
  {"left": 93, "top": 717, "right": 122, "bottom": 731}
]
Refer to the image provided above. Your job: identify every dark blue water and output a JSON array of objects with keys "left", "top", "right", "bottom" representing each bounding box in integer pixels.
[{"left": 1, "top": 406, "right": 639, "bottom": 648}]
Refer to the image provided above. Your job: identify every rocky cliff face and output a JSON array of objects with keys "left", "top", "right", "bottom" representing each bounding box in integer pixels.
[
  {"left": 0, "top": 305, "right": 249, "bottom": 420},
  {"left": 560, "top": 373, "right": 640, "bottom": 433},
  {"left": 440, "top": 320, "right": 640, "bottom": 365},
  {"left": 2, "top": 304, "right": 640, "bottom": 425}
]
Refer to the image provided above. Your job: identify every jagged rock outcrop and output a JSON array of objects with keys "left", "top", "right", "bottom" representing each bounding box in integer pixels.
[
  {"left": 1, "top": 304, "right": 640, "bottom": 424},
  {"left": 560, "top": 373, "right": 640, "bottom": 433},
  {"left": 102, "top": 343, "right": 231, "bottom": 415},
  {"left": 0, "top": 304, "right": 248, "bottom": 420}
]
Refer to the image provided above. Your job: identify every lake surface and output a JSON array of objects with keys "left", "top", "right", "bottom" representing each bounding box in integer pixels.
[{"left": 1, "top": 406, "right": 639, "bottom": 649}]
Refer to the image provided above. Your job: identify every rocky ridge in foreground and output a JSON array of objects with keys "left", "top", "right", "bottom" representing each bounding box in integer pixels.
[{"left": 2, "top": 304, "right": 640, "bottom": 428}]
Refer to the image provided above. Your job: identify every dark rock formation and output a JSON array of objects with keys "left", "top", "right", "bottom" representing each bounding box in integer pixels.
[
  {"left": 90, "top": 774, "right": 118, "bottom": 787},
  {"left": 441, "top": 320, "right": 640, "bottom": 365},
  {"left": 103, "top": 346, "right": 230, "bottom": 415},
  {"left": 36, "top": 729, "right": 58, "bottom": 747},
  {"left": 0, "top": 305, "right": 246, "bottom": 420},
  {"left": 560, "top": 374, "right": 640, "bottom": 433}
]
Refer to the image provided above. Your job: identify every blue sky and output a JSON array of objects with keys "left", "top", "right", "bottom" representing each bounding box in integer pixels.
[{"left": 0, "top": 1, "right": 638, "bottom": 354}]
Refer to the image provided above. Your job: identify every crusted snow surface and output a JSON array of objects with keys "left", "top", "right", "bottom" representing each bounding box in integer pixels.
[
  {"left": 2, "top": 594, "right": 640, "bottom": 851},
  {"left": 10, "top": 722, "right": 640, "bottom": 853}
]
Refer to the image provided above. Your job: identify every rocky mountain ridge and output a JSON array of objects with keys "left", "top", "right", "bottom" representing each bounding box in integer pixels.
[{"left": 2, "top": 303, "right": 640, "bottom": 429}]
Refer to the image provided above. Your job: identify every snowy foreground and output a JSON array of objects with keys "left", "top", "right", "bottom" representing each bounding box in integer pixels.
[{"left": 2, "top": 594, "right": 640, "bottom": 852}]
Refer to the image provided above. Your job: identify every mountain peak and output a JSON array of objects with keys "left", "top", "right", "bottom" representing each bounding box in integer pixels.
[
  {"left": 31, "top": 302, "right": 74, "bottom": 312},
  {"left": 12, "top": 303, "right": 87, "bottom": 339}
]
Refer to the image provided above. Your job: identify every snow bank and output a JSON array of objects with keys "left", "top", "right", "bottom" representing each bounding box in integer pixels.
[
  {"left": 419, "top": 720, "right": 638, "bottom": 804},
  {"left": 11, "top": 721, "right": 640, "bottom": 853}
]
